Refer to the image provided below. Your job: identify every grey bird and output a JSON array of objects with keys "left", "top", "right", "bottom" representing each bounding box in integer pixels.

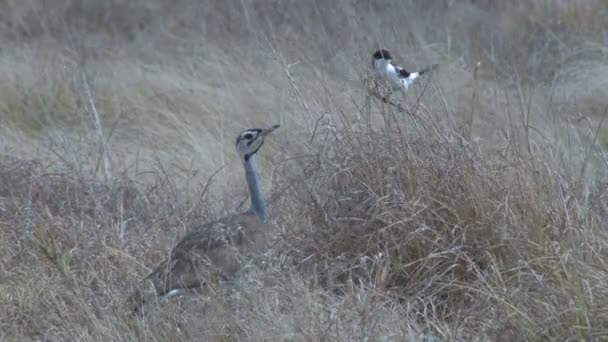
[{"left": 128, "top": 124, "right": 280, "bottom": 313}]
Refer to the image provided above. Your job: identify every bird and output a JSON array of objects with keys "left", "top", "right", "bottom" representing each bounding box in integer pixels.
[
  {"left": 127, "top": 124, "right": 280, "bottom": 313},
  {"left": 371, "top": 49, "right": 437, "bottom": 91}
]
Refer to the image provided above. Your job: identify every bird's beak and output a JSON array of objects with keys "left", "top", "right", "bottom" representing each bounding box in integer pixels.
[{"left": 261, "top": 124, "right": 280, "bottom": 137}]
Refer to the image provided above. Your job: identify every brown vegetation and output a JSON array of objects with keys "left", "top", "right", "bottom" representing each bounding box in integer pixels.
[{"left": 1, "top": 0, "right": 607, "bottom": 340}]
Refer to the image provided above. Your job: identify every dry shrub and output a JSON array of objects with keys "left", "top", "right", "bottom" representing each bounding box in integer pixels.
[
  {"left": 1, "top": 105, "right": 607, "bottom": 339},
  {"left": 0, "top": 153, "right": 224, "bottom": 340},
  {"left": 278, "top": 101, "right": 608, "bottom": 339}
]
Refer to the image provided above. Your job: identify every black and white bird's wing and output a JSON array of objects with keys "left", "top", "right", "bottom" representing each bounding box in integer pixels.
[
  {"left": 397, "top": 67, "right": 411, "bottom": 78},
  {"left": 393, "top": 63, "right": 439, "bottom": 90}
]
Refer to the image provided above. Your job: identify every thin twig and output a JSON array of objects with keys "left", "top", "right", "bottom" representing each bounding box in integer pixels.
[
  {"left": 81, "top": 70, "right": 113, "bottom": 183},
  {"left": 263, "top": 33, "right": 314, "bottom": 134},
  {"left": 468, "top": 61, "right": 481, "bottom": 142},
  {"left": 578, "top": 105, "right": 608, "bottom": 187}
]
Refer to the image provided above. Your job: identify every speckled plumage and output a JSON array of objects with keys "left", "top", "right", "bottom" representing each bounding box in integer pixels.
[{"left": 128, "top": 125, "right": 279, "bottom": 313}]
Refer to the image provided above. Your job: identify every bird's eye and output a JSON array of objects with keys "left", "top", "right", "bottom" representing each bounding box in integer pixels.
[{"left": 243, "top": 133, "right": 254, "bottom": 140}]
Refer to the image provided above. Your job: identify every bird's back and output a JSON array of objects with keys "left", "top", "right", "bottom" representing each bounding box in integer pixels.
[{"left": 128, "top": 211, "right": 269, "bottom": 312}]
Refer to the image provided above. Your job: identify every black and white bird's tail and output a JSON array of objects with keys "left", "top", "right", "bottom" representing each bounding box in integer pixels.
[{"left": 418, "top": 63, "right": 439, "bottom": 75}]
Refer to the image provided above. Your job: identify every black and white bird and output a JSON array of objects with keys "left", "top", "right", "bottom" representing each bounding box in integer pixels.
[{"left": 372, "top": 49, "right": 437, "bottom": 91}]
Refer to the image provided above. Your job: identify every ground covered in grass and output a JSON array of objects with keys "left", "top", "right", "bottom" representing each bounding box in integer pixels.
[{"left": 1, "top": 1, "right": 608, "bottom": 341}]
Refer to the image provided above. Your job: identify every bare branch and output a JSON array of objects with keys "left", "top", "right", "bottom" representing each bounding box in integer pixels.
[{"left": 80, "top": 70, "right": 113, "bottom": 183}]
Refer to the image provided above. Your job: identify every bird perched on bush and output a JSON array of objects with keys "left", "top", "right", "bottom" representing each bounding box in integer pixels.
[{"left": 372, "top": 49, "right": 438, "bottom": 91}]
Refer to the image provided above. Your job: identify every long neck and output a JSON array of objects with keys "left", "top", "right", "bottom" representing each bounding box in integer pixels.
[{"left": 244, "top": 156, "right": 266, "bottom": 222}]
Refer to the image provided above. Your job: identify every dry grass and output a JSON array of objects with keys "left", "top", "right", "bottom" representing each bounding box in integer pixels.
[{"left": 1, "top": 0, "right": 608, "bottom": 341}]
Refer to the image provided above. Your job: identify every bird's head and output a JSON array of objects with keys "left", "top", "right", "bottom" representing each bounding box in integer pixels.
[
  {"left": 235, "top": 124, "right": 280, "bottom": 161},
  {"left": 372, "top": 49, "right": 392, "bottom": 63}
]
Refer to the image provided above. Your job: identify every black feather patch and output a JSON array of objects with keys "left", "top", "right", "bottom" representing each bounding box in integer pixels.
[
  {"left": 372, "top": 49, "right": 392, "bottom": 60},
  {"left": 398, "top": 68, "right": 410, "bottom": 78}
]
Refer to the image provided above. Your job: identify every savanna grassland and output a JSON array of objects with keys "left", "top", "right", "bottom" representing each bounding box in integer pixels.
[{"left": 1, "top": 1, "right": 608, "bottom": 341}]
